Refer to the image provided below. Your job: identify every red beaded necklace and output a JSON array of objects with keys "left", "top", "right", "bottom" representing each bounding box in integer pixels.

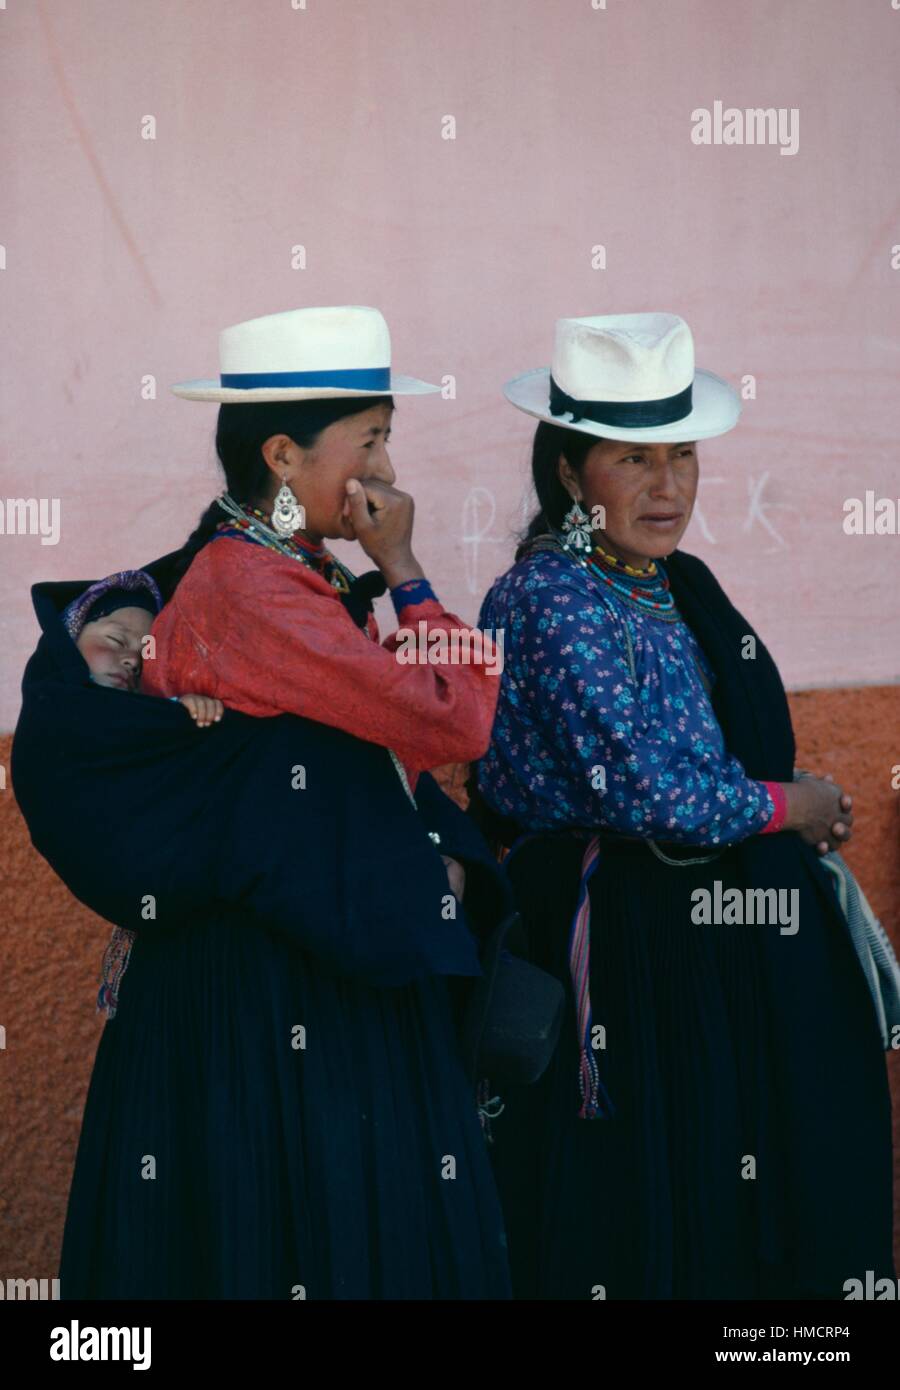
[
  {"left": 556, "top": 532, "right": 678, "bottom": 620},
  {"left": 213, "top": 501, "right": 354, "bottom": 594}
]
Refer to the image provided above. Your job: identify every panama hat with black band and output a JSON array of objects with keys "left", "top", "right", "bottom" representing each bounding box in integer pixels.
[{"left": 503, "top": 311, "right": 741, "bottom": 444}]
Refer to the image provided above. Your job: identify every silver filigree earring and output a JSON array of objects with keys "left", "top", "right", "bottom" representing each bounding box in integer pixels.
[
  {"left": 271, "top": 475, "right": 305, "bottom": 537},
  {"left": 561, "top": 498, "right": 592, "bottom": 552}
]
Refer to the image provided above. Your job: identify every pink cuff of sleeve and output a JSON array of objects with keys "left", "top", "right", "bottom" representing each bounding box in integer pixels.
[{"left": 759, "top": 780, "right": 787, "bottom": 834}]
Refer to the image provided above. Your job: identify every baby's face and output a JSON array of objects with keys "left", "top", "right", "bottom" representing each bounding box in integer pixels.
[{"left": 76, "top": 606, "right": 154, "bottom": 692}]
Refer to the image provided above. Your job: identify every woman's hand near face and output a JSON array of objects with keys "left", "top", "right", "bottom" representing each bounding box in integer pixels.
[
  {"left": 780, "top": 774, "right": 854, "bottom": 855},
  {"left": 343, "top": 478, "right": 425, "bottom": 588}
]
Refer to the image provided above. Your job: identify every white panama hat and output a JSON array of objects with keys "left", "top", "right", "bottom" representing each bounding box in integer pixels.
[
  {"left": 172, "top": 305, "right": 441, "bottom": 403},
  {"left": 503, "top": 312, "right": 741, "bottom": 443}
]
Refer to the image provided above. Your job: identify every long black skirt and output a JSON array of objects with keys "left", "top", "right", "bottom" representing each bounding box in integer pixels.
[
  {"left": 489, "top": 834, "right": 895, "bottom": 1300},
  {"left": 58, "top": 909, "right": 511, "bottom": 1300}
]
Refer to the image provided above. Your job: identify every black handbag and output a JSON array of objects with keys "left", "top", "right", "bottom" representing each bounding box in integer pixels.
[
  {"left": 459, "top": 910, "right": 565, "bottom": 1087},
  {"left": 387, "top": 759, "right": 564, "bottom": 1090}
]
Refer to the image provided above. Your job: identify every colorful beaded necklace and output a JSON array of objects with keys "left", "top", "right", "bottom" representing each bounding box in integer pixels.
[
  {"left": 211, "top": 491, "right": 423, "bottom": 810},
  {"left": 213, "top": 493, "right": 354, "bottom": 594},
  {"left": 558, "top": 531, "right": 679, "bottom": 621}
]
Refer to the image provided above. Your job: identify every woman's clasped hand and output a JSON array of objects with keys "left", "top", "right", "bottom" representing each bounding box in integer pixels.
[{"left": 784, "top": 770, "right": 854, "bottom": 855}]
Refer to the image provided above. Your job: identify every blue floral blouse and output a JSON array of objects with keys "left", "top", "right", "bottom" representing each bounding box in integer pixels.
[{"left": 476, "top": 549, "right": 775, "bottom": 845}]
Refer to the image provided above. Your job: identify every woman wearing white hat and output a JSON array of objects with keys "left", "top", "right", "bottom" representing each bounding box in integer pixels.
[
  {"left": 54, "top": 306, "right": 513, "bottom": 1299},
  {"left": 471, "top": 313, "right": 896, "bottom": 1298}
]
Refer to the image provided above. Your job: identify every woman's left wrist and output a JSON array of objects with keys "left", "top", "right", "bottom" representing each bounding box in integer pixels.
[
  {"left": 380, "top": 554, "right": 425, "bottom": 589},
  {"left": 390, "top": 576, "right": 438, "bottom": 616}
]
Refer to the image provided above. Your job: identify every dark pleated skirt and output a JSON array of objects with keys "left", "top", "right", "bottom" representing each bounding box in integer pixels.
[
  {"left": 489, "top": 835, "right": 895, "bottom": 1301},
  {"left": 58, "top": 910, "right": 511, "bottom": 1300}
]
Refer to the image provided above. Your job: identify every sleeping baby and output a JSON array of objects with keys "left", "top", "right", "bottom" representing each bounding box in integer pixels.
[
  {"left": 61, "top": 568, "right": 224, "bottom": 1020},
  {"left": 61, "top": 568, "right": 223, "bottom": 728}
]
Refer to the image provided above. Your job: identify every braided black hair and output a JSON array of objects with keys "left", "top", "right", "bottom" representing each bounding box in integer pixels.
[{"left": 165, "top": 396, "right": 394, "bottom": 598}]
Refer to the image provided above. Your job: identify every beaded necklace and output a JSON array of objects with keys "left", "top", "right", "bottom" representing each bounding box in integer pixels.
[
  {"left": 211, "top": 493, "right": 424, "bottom": 813},
  {"left": 213, "top": 493, "right": 355, "bottom": 594},
  {"left": 582, "top": 544, "right": 677, "bottom": 621},
  {"left": 549, "top": 529, "right": 679, "bottom": 621}
]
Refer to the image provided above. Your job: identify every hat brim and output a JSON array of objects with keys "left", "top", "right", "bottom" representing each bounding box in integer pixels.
[
  {"left": 171, "top": 373, "right": 440, "bottom": 403},
  {"left": 503, "top": 366, "right": 741, "bottom": 443}
]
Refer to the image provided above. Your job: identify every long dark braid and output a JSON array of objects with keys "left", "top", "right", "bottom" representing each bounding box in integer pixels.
[{"left": 164, "top": 396, "right": 394, "bottom": 599}]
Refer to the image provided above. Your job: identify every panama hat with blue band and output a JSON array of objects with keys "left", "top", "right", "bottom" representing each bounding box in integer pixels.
[{"left": 172, "top": 305, "right": 441, "bottom": 403}]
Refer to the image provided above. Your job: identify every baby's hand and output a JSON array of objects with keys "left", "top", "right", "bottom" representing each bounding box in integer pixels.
[{"left": 178, "top": 694, "right": 224, "bottom": 728}]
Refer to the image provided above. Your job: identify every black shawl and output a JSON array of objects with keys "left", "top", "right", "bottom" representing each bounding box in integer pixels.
[
  {"left": 11, "top": 549, "right": 511, "bottom": 994},
  {"left": 661, "top": 550, "right": 894, "bottom": 1273}
]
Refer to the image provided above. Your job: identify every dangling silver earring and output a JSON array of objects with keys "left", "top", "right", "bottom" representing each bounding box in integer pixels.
[
  {"left": 271, "top": 475, "right": 305, "bottom": 537},
  {"left": 560, "top": 498, "right": 592, "bottom": 552}
]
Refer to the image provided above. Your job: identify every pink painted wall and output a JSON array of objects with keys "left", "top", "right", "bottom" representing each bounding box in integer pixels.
[{"left": 2, "top": 0, "right": 900, "bottom": 725}]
